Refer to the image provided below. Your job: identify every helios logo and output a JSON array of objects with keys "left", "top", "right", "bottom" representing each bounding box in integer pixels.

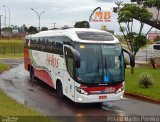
[
  {"left": 89, "top": 7, "right": 111, "bottom": 22},
  {"left": 46, "top": 54, "right": 59, "bottom": 68}
]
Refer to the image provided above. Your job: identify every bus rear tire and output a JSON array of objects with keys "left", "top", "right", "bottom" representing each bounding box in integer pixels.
[
  {"left": 30, "top": 67, "right": 35, "bottom": 84},
  {"left": 56, "top": 81, "right": 64, "bottom": 98}
]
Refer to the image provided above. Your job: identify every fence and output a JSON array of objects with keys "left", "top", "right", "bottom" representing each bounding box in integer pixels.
[{"left": 0, "top": 45, "right": 24, "bottom": 56}]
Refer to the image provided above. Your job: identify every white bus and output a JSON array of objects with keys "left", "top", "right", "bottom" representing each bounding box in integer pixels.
[{"left": 24, "top": 28, "right": 135, "bottom": 103}]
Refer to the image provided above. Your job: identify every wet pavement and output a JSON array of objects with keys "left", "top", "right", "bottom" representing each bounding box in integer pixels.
[{"left": 0, "top": 60, "right": 160, "bottom": 122}]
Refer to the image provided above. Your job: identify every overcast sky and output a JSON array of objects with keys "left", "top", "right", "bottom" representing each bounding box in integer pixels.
[{"left": 0, "top": 0, "right": 155, "bottom": 34}]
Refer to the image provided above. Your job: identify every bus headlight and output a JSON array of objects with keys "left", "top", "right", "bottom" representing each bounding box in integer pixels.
[{"left": 75, "top": 87, "right": 88, "bottom": 95}]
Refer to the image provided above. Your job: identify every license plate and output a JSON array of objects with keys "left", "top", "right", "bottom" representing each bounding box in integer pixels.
[{"left": 99, "top": 95, "right": 107, "bottom": 99}]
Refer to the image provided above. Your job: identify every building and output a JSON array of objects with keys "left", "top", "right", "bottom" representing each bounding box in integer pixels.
[
  {"left": 147, "top": 31, "right": 160, "bottom": 41},
  {"left": 101, "top": 25, "right": 114, "bottom": 35}
]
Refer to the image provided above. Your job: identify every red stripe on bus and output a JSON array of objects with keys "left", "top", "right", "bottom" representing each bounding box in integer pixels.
[
  {"left": 34, "top": 69, "right": 54, "bottom": 88},
  {"left": 24, "top": 48, "right": 31, "bottom": 70},
  {"left": 80, "top": 84, "right": 122, "bottom": 94}
]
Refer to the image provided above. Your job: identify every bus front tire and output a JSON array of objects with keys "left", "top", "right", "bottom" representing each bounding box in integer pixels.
[{"left": 56, "top": 82, "right": 64, "bottom": 98}]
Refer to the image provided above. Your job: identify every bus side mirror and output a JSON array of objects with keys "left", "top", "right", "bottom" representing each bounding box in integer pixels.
[{"left": 122, "top": 48, "right": 135, "bottom": 67}]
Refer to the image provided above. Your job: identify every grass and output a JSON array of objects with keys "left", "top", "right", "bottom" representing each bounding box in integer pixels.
[
  {"left": 0, "top": 90, "right": 55, "bottom": 122},
  {"left": 0, "top": 39, "right": 24, "bottom": 58},
  {"left": 0, "top": 90, "right": 41, "bottom": 116},
  {"left": 0, "top": 62, "right": 55, "bottom": 121},
  {"left": 0, "top": 62, "right": 38, "bottom": 116},
  {"left": 0, "top": 63, "right": 10, "bottom": 73},
  {"left": 125, "top": 67, "right": 160, "bottom": 100}
]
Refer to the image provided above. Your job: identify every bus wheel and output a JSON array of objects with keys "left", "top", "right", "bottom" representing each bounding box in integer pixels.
[
  {"left": 96, "top": 102, "right": 103, "bottom": 107},
  {"left": 30, "top": 67, "right": 35, "bottom": 84},
  {"left": 56, "top": 82, "right": 64, "bottom": 98}
]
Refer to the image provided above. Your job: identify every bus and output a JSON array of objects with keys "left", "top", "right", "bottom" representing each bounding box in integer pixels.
[
  {"left": 24, "top": 28, "right": 135, "bottom": 103},
  {"left": 150, "top": 44, "right": 160, "bottom": 66}
]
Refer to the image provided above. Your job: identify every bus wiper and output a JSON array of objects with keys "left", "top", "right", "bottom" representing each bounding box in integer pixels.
[
  {"left": 97, "top": 59, "right": 99, "bottom": 75},
  {"left": 105, "top": 58, "right": 108, "bottom": 73}
]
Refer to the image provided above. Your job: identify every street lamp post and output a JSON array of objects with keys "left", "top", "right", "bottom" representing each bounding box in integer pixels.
[
  {"left": 31, "top": 8, "right": 45, "bottom": 32},
  {"left": 0, "top": 15, "right": 3, "bottom": 37},
  {"left": 3, "top": 5, "right": 10, "bottom": 27}
]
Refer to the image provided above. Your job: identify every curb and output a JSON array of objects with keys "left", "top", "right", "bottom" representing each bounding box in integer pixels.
[{"left": 124, "top": 92, "right": 160, "bottom": 104}]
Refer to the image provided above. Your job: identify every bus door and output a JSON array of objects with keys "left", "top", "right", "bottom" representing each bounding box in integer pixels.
[{"left": 63, "top": 46, "right": 75, "bottom": 101}]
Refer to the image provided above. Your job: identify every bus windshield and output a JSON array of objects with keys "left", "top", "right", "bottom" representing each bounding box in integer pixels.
[{"left": 75, "top": 43, "right": 124, "bottom": 84}]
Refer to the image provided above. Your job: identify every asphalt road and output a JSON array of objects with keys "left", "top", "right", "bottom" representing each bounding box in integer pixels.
[{"left": 0, "top": 60, "right": 160, "bottom": 122}]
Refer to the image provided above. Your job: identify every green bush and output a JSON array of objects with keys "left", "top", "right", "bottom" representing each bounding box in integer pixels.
[{"left": 138, "top": 72, "right": 154, "bottom": 88}]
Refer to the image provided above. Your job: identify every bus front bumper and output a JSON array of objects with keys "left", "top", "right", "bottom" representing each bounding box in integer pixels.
[{"left": 75, "top": 90, "right": 124, "bottom": 103}]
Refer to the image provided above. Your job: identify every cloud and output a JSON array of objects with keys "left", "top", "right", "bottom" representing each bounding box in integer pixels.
[
  {"left": 97, "top": 0, "right": 120, "bottom": 2},
  {"left": 96, "top": 0, "right": 130, "bottom": 2},
  {"left": 0, "top": 0, "right": 152, "bottom": 34}
]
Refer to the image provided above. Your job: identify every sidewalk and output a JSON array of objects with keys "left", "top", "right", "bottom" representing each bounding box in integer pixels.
[{"left": 135, "top": 60, "right": 150, "bottom": 65}]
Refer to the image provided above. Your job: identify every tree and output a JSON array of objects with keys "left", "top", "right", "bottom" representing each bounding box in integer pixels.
[
  {"left": 2, "top": 27, "right": 12, "bottom": 32},
  {"left": 28, "top": 26, "right": 38, "bottom": 34},
  {"left": 114, "top": 2, "right": 153, "bottom": 73},
  {"left": 144, "top": 0, "right": 160, "bottom": 34},
  {"left": 74, "top": 21, "right": 90, "bottom": 28},
  {"left": 21, "top": 24, "right": 28, "bottom": 32},
  {"left": 41, "top": 27, "right": 48, "bottom": 31},
  {"left": 131, "top": 0, "right": 160, "bottom": 34},
  {"left": 10, "top": 25, "right": 21, "bottom": 32},
  {"left": 117, "top": 4, "right": 152, "bottom": 55},
  {"left": 154, "top": 35, "right": 160, "bottom": 42}
]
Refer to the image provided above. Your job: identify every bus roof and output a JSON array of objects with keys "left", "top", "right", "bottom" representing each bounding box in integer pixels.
[{"left": 25, "top": 28, "right": 119, "bottom": 44}]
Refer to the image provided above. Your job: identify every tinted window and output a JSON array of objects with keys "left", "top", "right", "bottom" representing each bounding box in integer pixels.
[
  {"left": 54, "top": 36, "right": 64, "bottom": 44},
  {"left": 63, "top": 36, "right": 72, "bottom": 45},
  {"left": 153, "top": 45, "right": 160, "bottom": 50},
  {"left": 76, "top": 31, "right": 114, "bottom": 41},
  {"left": 27, "top": 36, "right": 72, "bottom": 55}
]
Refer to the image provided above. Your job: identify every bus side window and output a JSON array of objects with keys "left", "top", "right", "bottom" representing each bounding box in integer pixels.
[
  {"left": 39, "top": 39, "right": 42, "bottom": 51},
  {"left": 52, "top": 41, "right": 56, "bottom": 53},
  {"left": 63, "top": 36, "right": 72, "bottom": 45},
  {"left": 48, "top": 42, "right": 52, "bottom": 52},
  {"left": 30, "top": 39, "right": 34, "bottom": 49},
  {"left": 42, "top": 39, "right": 46, "bottom": 51},
  {"left": 55, "top": 36, "right": 63, "bottom": 55},
  {"left": 33, "top": 39, "right": 36, "bottom": 50},
  {"left": 45, "top": 39, "right": 49, "bottom": 52},
  {"left": 45, "top": 39, "right": 51, "bottom": 53},
  {"left": 35, "top": 39, "right": 39, "bottom": 50},
  {"left": 56, "top": 42, "right": 63, "bottom": 55},
  {"left": 38, "top": 39, "right": 41, "bottom": 50}
]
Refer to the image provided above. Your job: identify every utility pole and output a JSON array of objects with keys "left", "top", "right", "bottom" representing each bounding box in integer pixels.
[
  {"left": 0, "top": 15, "right": 3, "bottom": 37},
  {"left": 4, "top": 9, "right": 6, "bottom": 27},
  {"left": 3, "top": 5, "right": 10, "bottom": 27},
  {"left": 53, "top": 23, "right": 56, "bottom": 29}
]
